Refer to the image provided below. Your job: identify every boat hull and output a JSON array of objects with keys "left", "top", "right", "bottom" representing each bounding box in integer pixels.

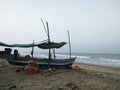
[{"left": 7, "top": 57, "right": 76, "bottom": 68}]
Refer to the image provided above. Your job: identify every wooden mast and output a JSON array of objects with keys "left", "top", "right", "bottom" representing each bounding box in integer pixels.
[
  {"left": 41, "top": 18, "right": 48, "bottom": 37},
  {"left": 68, "top": 31, "right": 71, "bottom": 59},
  {"left": 46, "top": 22, "right": 51, "bottom": 60},
  {"left": 41, "top": 19, "right": 51, "bottom": 67}
]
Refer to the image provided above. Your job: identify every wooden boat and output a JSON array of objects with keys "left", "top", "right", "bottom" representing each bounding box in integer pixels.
[
  {"left": 0, "top": 42, "right": 76, "bottom": 68},
  {"left": 0, "top": 20, "right": 76, "bottom": 68},
  {"left": 7, "top": 56, "right": 76, "bottom": 68}
]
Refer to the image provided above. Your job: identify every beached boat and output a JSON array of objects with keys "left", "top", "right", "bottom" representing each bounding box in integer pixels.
[
  {"left": 0, "top": 21, "right": 76, "bottom": 68},
  {"left": 0, "top": 41, "right": 76, "bottom": 68},
  {"left": 7, "top": 56, "right": 76, "bottom": 68}
]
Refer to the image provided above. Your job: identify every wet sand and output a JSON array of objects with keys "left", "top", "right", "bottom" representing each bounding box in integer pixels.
[{"left": 0, "top": 62, "right": 120, "bottom": 90}]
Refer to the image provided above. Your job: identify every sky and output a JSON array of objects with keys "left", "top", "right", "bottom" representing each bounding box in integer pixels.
[{"left": 0, "top": 0, "right": 120, "bottom": 54}]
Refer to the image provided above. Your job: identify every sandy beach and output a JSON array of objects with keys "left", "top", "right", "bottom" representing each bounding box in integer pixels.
[{"left": 0, "top": 61, "right": 120, "bottom": 90}]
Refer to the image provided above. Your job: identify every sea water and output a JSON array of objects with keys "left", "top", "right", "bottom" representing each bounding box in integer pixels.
[
  {"left": 33, "top": 52, "right": 120, "bottom": 68},
  {"left": 72, "top": 53, "right": 120, "bottom": 68}
]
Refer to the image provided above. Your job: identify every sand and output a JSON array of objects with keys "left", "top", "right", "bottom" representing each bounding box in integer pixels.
[{"left": 0, "top": 62, "right": 120, "bottom": 90}]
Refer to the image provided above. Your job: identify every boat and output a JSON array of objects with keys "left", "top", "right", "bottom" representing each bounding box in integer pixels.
[
  {"left": 0, "top": 41, "right": 76, "bottom": 68},
  {"left": 0, "top": 20, "right": 76, "bottom": 68},
  {"left": 7, "top": 56, "right": 76, "bottom": 68}
]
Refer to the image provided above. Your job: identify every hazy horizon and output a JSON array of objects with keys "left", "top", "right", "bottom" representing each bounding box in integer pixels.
[{"left": 0, "top": 0, "right": 120, "bottom": 54}]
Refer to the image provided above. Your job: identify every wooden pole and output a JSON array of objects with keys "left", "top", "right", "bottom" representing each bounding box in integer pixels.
[
  {"left": 31, "top": 40, "right": 34, "bottom": 59},
  {"left": 46, "top": 22, "right": 52, "bottom": 68},
  {"left": 41, "top": 19, "right": 51, "bottom": 67},
  {"left": 41, "top": 18, "right": 48, "bottom": 37},
  {"left": 68, "top": 31, "right": 71, "bottom": 59},
  {"left": 53, "top": 49, "right": 56, "bottom": 59}
]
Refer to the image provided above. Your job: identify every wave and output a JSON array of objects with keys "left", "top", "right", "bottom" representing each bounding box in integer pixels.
[
  {"left": 34, "top": 53, "right": 92, "bottom": 59},
  {"left": 56, "top": 54, "right": 69, "bottom": 57},
  {"left": 99, "top": 58, "right": 120, "bottom": 63},
  {"left": 77, "top": 56, "right": 92, "bottom": 59},
  {"left": 56, "top": 54, "right": 92, "bottom": 59}
]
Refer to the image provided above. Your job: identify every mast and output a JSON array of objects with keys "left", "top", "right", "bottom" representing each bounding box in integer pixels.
[
  {"left": 68, "top": 31, "right": 71, "bottom": 59},
  {"left": 46, "top": 22, "right": 51, "bottom": 60},
  {"left": 41, "top": 19, "right": 51, "bottom": 60},
  {"left": 41, "top": 18, "right": 48, "bottom": 37}
]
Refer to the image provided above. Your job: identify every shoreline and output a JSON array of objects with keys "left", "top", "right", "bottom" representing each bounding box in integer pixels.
[
  {"left": 75, "top": 62, "right": 120, "bottom": 69},
  {"left": 74, "top": 62, "right": 120, "bottom": 69}
]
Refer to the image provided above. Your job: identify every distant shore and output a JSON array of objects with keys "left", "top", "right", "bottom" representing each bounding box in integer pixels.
[{"left": 0, "top": 60, "right": 120, "bottom": 90}]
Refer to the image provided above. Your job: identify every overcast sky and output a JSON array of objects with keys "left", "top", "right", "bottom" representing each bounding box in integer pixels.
[{"left": 0, "top": 0, "right": 120, "bottom": 54}]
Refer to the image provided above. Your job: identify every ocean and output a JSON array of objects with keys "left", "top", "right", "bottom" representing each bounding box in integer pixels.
[
  {"left": 72, "top": 53, "right": 120, "bottom": 68},
  {"left": 0, "top": 52, "right": 120, "bottom": 68},
  {"left": 32, "top": 52, "right": 120, "bottom": 68}
]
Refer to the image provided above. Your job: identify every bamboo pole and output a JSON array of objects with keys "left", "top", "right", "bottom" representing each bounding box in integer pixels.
[
  {"left": 46, "top": 22, "right": 52, "bottom": 68},
  {"left": 52, "top": 49, "right": 56, "bottom": 59},
  {"left": 41, "top": 18, "right": 48, "bottom": 37},
  {"left": 31, "top": 40, "right": 34, "bottom": 59},
  {"left": 46, "top": 22, "right": 51, "bottom": 60},
  {"left": 41, "top": 19, "right": 51, "bottom": 67},
  {"left": 68, "top": 31, "right": 71, "bottom": 59}
]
